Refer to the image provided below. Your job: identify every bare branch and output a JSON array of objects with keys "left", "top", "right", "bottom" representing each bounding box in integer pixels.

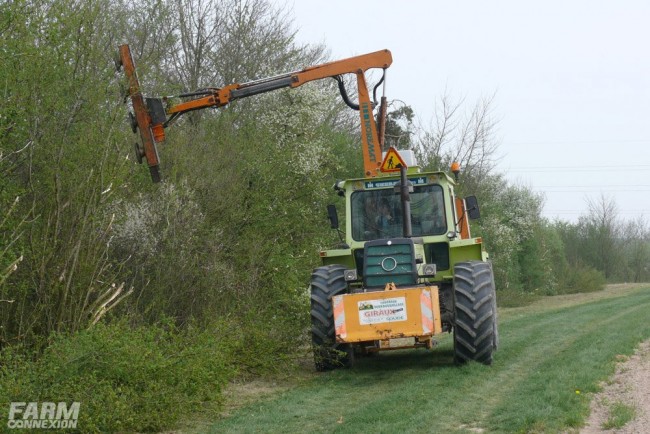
[
  {"left": 415, "top": 90, "right": 500, "bottom": 180},
  {"left": 0, "top": 140, "right": 32, "bottom": 163}
]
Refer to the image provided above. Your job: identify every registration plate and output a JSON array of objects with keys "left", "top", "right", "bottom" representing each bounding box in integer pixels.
[{"left": 380, "top": 337, "right": 415, "bottom": 348}]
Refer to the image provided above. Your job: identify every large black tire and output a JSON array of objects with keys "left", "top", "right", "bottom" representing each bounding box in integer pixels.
[
  {"left": 310, "top": 265, "right": 353, "bottom": 371},
  {"left": 452, "top": 261, "right": 498, "bottom": 365}
]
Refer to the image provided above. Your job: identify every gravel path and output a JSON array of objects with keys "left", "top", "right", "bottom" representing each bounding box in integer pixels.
[{"left": 581, "top": 340, "right": 650, "bottom": 433}]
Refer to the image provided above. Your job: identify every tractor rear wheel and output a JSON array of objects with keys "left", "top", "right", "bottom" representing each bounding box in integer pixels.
[
  {"left": 310, "top": 265, "right": 353, "bottom": 371},
  {"left": 452, "top": 261, "right": 498, "bottom": 365}
]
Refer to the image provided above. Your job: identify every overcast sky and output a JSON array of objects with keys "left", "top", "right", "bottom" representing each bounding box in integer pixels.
[{"left": 274, "top": 0, "right": 650, "bottom": 223}]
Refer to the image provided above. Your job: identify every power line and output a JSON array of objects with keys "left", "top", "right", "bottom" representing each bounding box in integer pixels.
[
  {"left": 535, "top": 184, "right": 650, "bottom": 188},
  {"left": 544, "top": 210, "right": 650, "bottom": 215},
  {"left": 529, "top": 184, "right": 650, "bottom": 192},
  {"left": 508, "top": 167, "right": 650, "bottom": 173},
  {"left": 508, "top": 164, "right": 650, "bottom": 168},
  {"left": 546, "top": 210, "right": 650, "bottom": 212},
  {"left": 534, "top": 190, "right": 650, "bottom": 193},
  {"left": 503, "top": 139, "right": 650, "bottom": 146}
]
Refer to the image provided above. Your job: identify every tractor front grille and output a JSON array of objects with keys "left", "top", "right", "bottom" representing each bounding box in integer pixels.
[{"left": 363, "top": 238, "right": 418, "bottom": 288}]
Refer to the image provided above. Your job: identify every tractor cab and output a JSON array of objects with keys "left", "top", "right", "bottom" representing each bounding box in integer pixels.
[{"left": 321, "top": 150, "right": 486, "bottom": 288}]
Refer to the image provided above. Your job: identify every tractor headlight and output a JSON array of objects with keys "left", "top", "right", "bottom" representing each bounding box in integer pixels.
[
  {"left": 344, "top": 269, "right": 358, "bottom": 282},
  {"left": 422, "top": 264, "right": 437, "bottom": 276}
]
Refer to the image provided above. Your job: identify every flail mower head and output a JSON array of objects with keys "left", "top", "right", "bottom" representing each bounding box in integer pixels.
[{"left": 116, "top": 44, "right": 164, "bottom": 182}]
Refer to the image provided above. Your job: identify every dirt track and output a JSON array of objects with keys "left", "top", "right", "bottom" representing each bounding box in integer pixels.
[{"left": 581, "top": 340, "right": 650, "bottom": 433}]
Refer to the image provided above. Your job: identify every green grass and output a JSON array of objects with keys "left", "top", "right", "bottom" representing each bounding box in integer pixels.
[
  {"left": 602, "top": 401, "right": 636, "bottom": 429},
  {"left": 209, "top": 286, "right": 650, "bottom": 433}
]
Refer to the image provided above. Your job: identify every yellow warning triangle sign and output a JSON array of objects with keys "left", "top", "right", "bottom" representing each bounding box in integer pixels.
[{"left": 380, "top": 147, "right": 407, "bottom": 173}]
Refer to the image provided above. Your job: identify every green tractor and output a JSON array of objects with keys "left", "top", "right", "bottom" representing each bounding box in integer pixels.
[{"left": 311, "top": 151, "right": 498, "bottom": 370}]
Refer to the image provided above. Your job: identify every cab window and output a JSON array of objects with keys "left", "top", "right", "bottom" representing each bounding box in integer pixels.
[{"left": 350, "top": 185, "right": 446, "bottom": 241}]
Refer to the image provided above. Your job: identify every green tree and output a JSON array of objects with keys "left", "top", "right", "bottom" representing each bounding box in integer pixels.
[
  {"left": 621, "top": 216, "right": 650, "bottom": 283},
  {"left": 578, "top": 194, "right": 621, "bottom": 280},
  {"left": 475, "top": 176, "right": 545, "bottom": 290},
  {"left": 518, "top": 221, "right": 567, "bottom": 294},
  {"left": 0, "top": 0, "right": 144, "bottom": 346}
]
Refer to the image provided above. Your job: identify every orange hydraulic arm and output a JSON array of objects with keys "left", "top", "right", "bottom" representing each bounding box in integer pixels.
[{"left": 117, "top": 44, "right": 393, "bottom": 182}]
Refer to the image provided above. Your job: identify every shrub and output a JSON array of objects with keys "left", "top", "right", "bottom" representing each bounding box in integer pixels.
[
  {"left": 559, "top": 265, "right": 606, "bottom": 294},
  {"left": 496, "top": 288, "right": 541, "bottom": 308},
  {"left": 0, "top": 321, "right": 240, "bottom": 432}
]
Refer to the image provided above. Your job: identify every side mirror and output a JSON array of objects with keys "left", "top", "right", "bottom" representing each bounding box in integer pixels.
[
  {"left": 465, "top": 196, "right": 480, "bottom": 220},
  {"left": 327, "top": 204, "right": 339, "bottom": 229}
]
